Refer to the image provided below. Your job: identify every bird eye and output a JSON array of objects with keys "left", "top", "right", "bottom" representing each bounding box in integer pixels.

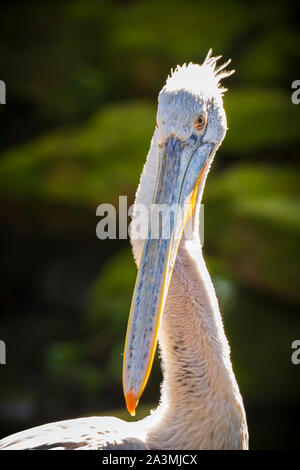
[{"left": 194, "top": 112, "right": 207, "bottom": 131}]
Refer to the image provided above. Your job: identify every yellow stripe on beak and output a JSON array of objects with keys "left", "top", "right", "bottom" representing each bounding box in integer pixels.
[{"left": 123, "top": 136, "right": 213, "bottom": 415}]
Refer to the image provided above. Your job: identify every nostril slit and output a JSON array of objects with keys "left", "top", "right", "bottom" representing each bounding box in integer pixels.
[{"left": 189, "top": 134, "right": 198, "bottom": 144}]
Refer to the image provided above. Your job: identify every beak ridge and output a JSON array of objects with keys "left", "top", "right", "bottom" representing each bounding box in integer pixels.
[{"left": 123, "top": 135, "right": 213, "bottom": 414}]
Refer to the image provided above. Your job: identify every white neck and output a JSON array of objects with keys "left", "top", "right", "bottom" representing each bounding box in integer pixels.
[
  {"left": 144, "top": 237, "right": 248, "bottom": 449},
  {"left": 132, "top": 136, "right": 248, "bottom": 449}
]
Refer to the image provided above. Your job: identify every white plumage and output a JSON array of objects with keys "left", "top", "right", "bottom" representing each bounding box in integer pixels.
[{"left": 0, "top": 51, "right": 248, "bottom": 450}]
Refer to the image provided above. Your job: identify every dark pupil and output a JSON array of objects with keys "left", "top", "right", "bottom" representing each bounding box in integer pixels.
[{"left": 198, "top": 116, "right": 203, "bottom": 124}]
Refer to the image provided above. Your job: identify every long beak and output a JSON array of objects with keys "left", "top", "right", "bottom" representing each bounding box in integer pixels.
[{"left": 123, "top": 135, "right": 214, "bottom": 416}]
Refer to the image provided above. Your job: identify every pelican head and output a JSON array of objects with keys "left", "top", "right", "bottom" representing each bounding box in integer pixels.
[{"left": 123, "top": 51, "right": 234, "bottom": 416}]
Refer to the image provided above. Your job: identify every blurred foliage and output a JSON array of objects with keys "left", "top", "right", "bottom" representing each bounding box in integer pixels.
[
  {"left": 0, "top": 102, "right": 155, "bottom": 206},
  {"left": 224, "top": 90, "right": 300, "bottom": 154},
  {"left": 0, "top": 0, "right": 299, "bottom": 450},
  {"left": 206, "top": 165, "right": 300, "bottom": 302}
]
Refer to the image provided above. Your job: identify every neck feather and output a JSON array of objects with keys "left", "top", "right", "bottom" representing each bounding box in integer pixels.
[
  {"left": 144, "top": 237, "right": 248, "bottom": 449},
  {"left": 132, "top": 138, "right": 248, "bottom": 449}
]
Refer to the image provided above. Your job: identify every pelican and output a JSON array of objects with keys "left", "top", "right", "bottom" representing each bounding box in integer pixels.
[{"left": 0, "top": 51, "right": 248, "bottom": 450}]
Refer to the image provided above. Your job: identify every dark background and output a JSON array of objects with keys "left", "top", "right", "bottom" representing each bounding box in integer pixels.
[{"left": 0, "top": 0, "right": 299, "bottom": 449}]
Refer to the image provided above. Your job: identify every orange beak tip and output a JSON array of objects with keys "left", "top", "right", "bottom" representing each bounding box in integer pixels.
[{"left": 125, "top": 390, "right": 138, "bottom": 417}]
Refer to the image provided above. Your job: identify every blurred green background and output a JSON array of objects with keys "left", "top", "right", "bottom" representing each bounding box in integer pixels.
[{"left": 0, "top": 0, "right": 299, "bottom": 449}]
